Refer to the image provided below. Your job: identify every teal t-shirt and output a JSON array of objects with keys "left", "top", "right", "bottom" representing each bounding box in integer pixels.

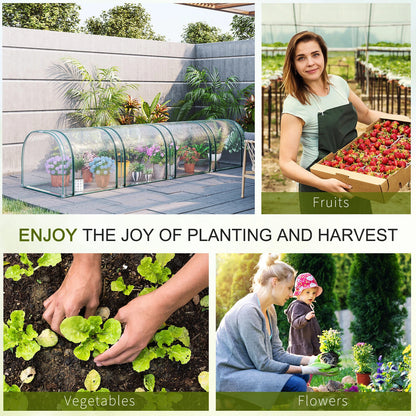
[{"left": 282, "top": 75, "right": 351, "bottom": 168}]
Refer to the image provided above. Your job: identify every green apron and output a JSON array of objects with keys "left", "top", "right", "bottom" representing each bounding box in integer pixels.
[{"left": 299, "top": 101, "right": 372, "bottom": 213}]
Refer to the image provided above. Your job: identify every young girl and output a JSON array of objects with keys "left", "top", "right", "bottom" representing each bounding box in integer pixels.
[
  {"left": 216, "top": 254, "right": 330, "bottom": 392},
  {"left": 285, "top": 273, "right": 322, "bottom": 356}
]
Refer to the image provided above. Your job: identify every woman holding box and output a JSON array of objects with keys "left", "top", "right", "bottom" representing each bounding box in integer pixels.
[{"left": 279, "top": 31, "right": 408, "bottom": 212}]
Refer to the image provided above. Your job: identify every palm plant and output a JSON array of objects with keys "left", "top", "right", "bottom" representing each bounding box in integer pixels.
[
  {"left": 172, "top": 65, "right": 254, "bottom": 121},
  {"left": 51, "top": 57, "right": 136, "bottom": 127}
]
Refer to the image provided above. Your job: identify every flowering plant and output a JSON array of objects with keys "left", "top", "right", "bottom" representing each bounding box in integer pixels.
[
  {"left": 82, "top": 151, "right": 97, "bottom": 168},
  {"left": 178, "top": 146, "right": 199, "bottom": 164},
  {"left": 135, "top": 144, "right": 165, "bottom": 165},
  {"left": 372, "top": 345, "right": 411, "bottom": 392},
  {"left": 89, "top": 156, "right": 115, "bottom": 175},
  {"left": 45, "top": 155, "right": 72, "bottom": 176},
  {"left": 353, "top": 342, "right": 374, "bottom": 373}
]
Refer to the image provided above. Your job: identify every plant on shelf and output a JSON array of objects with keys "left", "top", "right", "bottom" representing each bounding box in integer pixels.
[
  {"left": 51, "top": 57, "right": 136, "bottom": 127},
  {"left": 171, "top": 65, "right": 254, "bottom": 121},
  {"left": 178, "top": 146, "right": 199, "bottom": 174},
  {"left": 44, "top": 155, "right": 72, "bottom": 187},
  {"left": 353, "top": 342, "right": 375, "bottom": 385},
  {"left": 89, "top": 156, "right": 115, "bottom": 188}
]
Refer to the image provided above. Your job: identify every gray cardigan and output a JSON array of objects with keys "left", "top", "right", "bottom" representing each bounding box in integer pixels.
[{"left": 216, "top": 293, "right": 303, "bottom": 392}]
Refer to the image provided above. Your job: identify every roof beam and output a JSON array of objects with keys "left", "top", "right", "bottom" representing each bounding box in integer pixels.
[{"left": 179, "top": 3, "right": 255, "bottom": 16}]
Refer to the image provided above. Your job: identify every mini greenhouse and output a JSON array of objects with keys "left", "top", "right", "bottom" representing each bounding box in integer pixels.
[{"left": 21, "top": 119, "right": 244, "bottom": 197}]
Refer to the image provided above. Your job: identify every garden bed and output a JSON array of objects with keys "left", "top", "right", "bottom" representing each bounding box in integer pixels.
[{"left": 3, "top": 253, "right": 208, "bottom": 393}]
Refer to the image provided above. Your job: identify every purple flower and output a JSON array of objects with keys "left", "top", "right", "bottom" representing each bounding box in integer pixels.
[{"left": 345, "top": 386, "right": 359, "bottom": 392}]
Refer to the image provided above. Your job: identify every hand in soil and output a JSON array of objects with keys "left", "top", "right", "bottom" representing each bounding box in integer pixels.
[
  {"left": 42, "top": 254, "right": 102, "bottom": 333},
  {"left": 94, "top": 253, "right": 209, "bottom": 367},
  {"left": 94, "top": 291, "right": 171, "bottom": 366}
]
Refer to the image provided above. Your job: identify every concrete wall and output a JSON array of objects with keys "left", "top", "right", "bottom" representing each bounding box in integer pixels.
[
  {"left": 335, "top": 297, "right": 411, "bottom": 352},
  {"left": 2, "top": 27, "right": 254, "bottom": 174}
]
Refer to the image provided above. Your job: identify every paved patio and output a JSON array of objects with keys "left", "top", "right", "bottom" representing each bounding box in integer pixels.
[{"left": 3, "top": 167, "right": 254, "bottom": 214}]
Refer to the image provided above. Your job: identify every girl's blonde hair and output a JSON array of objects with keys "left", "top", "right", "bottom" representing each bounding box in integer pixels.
[
  {"left": 282, "top": 30, "right": 329, "bottom": 105},
  {"left": 251, "top": 254, "right": 296, "bottom": 295}
]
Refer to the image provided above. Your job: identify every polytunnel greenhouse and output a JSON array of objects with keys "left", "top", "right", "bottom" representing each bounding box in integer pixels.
[{"left": 21, "top": 119, "right": 244, "bottom": 197}]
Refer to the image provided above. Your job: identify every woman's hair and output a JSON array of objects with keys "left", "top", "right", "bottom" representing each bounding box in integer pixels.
[
  {"left": 251, "top": 254, "right": 296, "bottom": 295},
  {"left": 282, "top": 30, "right": 329, "bottom": 105}
]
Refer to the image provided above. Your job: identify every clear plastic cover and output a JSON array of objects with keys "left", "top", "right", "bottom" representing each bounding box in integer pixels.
[{"left": 21, "top": 120, "right": 244, "bottom": 197}]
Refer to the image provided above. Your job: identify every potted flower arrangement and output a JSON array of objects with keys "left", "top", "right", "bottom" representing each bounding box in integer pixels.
[
  {"left": 44, "top": 155, "right": 72, "bottom": 187},
  {"left": 178, "top": 146, "right": 200, "bottom": 174},
  {"left": 353, "top": 342, "right": 375, "bottom": 385},
  {"left": 81, "top": 151, "right": 96, "bottom": 183},
  {"left": 148, "top": 144, "right": 166, "bottom": 179},
  {"left": 89, "top": 156, "right": 115, "bottom": 188},
  {"left": 130, "top": 162, "right": 145, "bottom": 183}
]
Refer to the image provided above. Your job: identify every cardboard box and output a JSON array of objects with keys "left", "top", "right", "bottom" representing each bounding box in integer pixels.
[{"left": 310, "top": 117, "right": 411, "bottom": 202}]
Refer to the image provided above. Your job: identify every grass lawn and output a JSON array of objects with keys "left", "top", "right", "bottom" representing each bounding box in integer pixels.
[{"left": 2, "top": 197, "right": 58, "bottom": 214}]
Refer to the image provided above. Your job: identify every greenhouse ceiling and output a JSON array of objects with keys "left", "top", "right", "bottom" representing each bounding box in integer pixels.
[{"left": 262, "top": 3, "right": 410, "bottom": 47}]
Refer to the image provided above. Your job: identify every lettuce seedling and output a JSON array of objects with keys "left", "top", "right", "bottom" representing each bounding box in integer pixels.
[
  {"left": 4, "top": 310, "right": 41, "bottom": 360},
  {"left": 77, "top": 369, "right": 109, "bottom": 392},
  {"left": 132, "top": 325, "right": 191, "bottom": 373},
  {"left": 4, "top": 376, "right": 20, "bottom": 392},
  {"left": 5, "top": 253, "right": 62, "bottom": 281},
  {"left": 110, "top": 276, "right": 134, "bottom": 296},
  {"left": 198, "top": 371, "right": 209, "bottom": 392},
  {"left": 60, "top": 316, "right": 121, "bottom": 361},
  {"left": 137, "top": 254, "right": 174, "bottom": 284}
]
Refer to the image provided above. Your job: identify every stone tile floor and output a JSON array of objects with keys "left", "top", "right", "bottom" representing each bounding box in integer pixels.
[{"left": 3, "top": 167, "right": 254, "bottom": 214}]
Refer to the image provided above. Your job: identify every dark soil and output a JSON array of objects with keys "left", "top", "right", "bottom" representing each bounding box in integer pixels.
[
  {"left": 3, "top": 253, "right": 208, "bottom": 392},
  {"left": 320, "top": 351, "right": 339, "bottom": 367}
]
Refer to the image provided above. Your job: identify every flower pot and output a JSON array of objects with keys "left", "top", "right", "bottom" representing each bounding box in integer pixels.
[
  {"left": 82, "top": 167, "right": 93, "bottom": 183},
  {"left": 356, "top": 372, "right": 371, "bottom": 386},
  {"left": 210, "top": 153, "right": 222, "bottom": 170},
  {"left": 145, "top": 173, "right": 152, "bottom": 182},
  {"left": 131, "top": 171, "right": 143, "bottom": 183},
  {"left": 184, "top": 163, "right": 196, "bottom": 174},
  {"left": 152, "top": 164, "right": 165, "bottom": 180},
  {"left": 95, "top": 174, "right": 110, "bottom": 188},
  {"left": 74, "top": 178, "right": 84, "bottom": 193},
  {"left": 51, "top": 174, "right": 70, "bottom": 187}
]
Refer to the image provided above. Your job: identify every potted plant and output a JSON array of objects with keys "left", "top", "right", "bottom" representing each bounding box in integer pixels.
[
  {"left": 81, "top": 151, "right": 96, "bottom": 183},
  {"left": 130, "top": 162, "right": 145, "bottom": 182},
  {"left": 353, "top": 342, "right": 375, "bottom": 385},
  {"left": 89, "top": 156, "right": 115, "bottom": 188},
  {"left": 178, "top": 146, "right": 199, "bottom": 174},
  {"left": 148, "top": 144, "right": 166, "bottom": 179},
  {"left": 44, "top": 155, "right": 72, "bottom": 187},
  {"left": 73, "top": 157, "right": 85, "bottom": 193},
  {"left": 144, "top": 167, "right": 153, "bottom": 182}
]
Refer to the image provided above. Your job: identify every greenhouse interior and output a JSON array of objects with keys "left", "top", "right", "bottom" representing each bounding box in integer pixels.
[{"left": 21, "top": 119, "right": 244, "bottom": 198}]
